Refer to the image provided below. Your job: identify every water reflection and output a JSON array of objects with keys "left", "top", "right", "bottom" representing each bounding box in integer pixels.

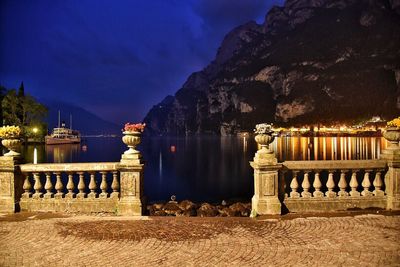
[
  {"left": 273, "top": 136, "right": 387, "bottom": 161},
  {"left": 46, "top": 144, "right": 80, "bottom": 163}
]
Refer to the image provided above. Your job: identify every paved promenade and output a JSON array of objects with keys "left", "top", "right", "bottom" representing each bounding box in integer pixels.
[{"left": 0, "top": 212, "right": 399, "bottom": 266}]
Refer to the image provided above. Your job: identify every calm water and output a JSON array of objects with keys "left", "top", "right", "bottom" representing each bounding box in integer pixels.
[{"left": 21, "top": 136, "right": 388, "bottom": 203}]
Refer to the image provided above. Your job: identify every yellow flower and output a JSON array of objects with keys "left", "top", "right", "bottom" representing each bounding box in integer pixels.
[
  {"left": 387, "top": 117, "right": 400, "bottom": 128},
  {"left": 0, "top": 125, "right": 22, "bottom": 139}
]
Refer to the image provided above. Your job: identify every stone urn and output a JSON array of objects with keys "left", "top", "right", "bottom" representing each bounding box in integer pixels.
[
  {"left": 383, "top": 127, "right": 400, "bottom": 148},
  {"left": 254, "top": 123, "right": 275, "bottom": 153},
  {"left": 1, "top": 138, "right": 21, "bottom": 157},
  {"left": 122, "top": 131, "right": 141, "bottom": 155},
  {"left": 255, "top": 133, "right": 275, "bottom": 153}
]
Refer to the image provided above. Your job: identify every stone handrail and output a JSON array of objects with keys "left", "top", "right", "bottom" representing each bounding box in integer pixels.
[
  {"left": 282, "top": 160, "right": 387, "bottom": 171},
  {"left": 20, "top": 162, "right": 119, "bottom": 173}
]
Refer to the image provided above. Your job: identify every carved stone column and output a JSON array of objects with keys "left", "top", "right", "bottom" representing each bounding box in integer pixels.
[
  {"left": 250, "top": 124, "right": 282, "bottom": 215},
  {"left": 381, "top": 127, "right": 400, "bottom": 210},
  {"left": 117, "top": 146, "right": 144, "bottom": 216},
  {"left": 0, "top": 156, "right": 22, "bottom": 213}
]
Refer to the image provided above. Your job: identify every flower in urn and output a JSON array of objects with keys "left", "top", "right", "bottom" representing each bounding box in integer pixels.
[
  {"left": 383, "top": 117, "right": 400, "bottom": 148},
  {"left": 0, "top": 125, "right": 22, "bottom": 156},
  {"left": 122, "top": 123, "right": 145, "bottom": 155},
  {"left": 254, "top": 123, "right": 275, "bottom": 153}
]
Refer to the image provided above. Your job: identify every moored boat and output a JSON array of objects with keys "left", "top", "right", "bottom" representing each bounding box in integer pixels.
[{"left": 45, "top": 112, "right": 81, "bottom": 145}]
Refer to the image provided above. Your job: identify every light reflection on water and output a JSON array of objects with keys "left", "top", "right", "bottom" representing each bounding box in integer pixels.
[
  {"left": 20, "top": 136, "right": 389, "bottom": 202},
  {"left": 272, "top": 136, "right": 388, "bottom": 161}
]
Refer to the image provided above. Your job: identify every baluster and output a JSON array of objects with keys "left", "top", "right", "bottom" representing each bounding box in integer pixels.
[
  {"left": 88, "top": 172, "right": 97, "bottom": 198},
  {"left": 361, "top": 170, "right": 372, "bottom": 196},
  {"left": 283, "top": 171, "right": 288, "bottom": 198},
  {"left": 33, "top": 172, "right": 43, "bottom": 199},
  {"left": 100, "top": 172, "right": 108, "bottom": 198},
  {"left": 77, "top": 172, "right": 86, "bottom": 198},
  {"left": 384, "top": 171, "right": 389, "bottom": 195},
  {"left": 22, "top": 173, "right": 32, "bottom": 198},
  {"left": 44, "top": 173, "right": 53, "bottom": 198},
  {"left": 349, "top": 170, "right": 360, "bottom": 197},
  {"left": 66, "top": 173, "right": 75, "bottom": 198},
  {"left": 290, "top": 171, "right": 300, "bottom": 198},
  {"left": 111, "top": 171, "right": 119, "bottom": 198},
  {"left": 313, "top": 170, "right": 324, "bottom": 197},
  {"left": 301, "top": 171, "right": 311, "bottom": 198},
  {"left": 325, "top": 171, "right": 336, "bottom": 197},
  {"left": 54, "top": 172, "right": 64, "bottom": 198},
  {"left": 373, "top": 171, "right": 384, "bottom": 196},
  {"left": 338, "top": 170, "right": 349, "bottom": 197}
]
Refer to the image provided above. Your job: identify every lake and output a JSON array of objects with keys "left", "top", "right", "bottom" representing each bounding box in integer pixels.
[{"left": 20, "top": 136, "right": 388, "bottom": 203}]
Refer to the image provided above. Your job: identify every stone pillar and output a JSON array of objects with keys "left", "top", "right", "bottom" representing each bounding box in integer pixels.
[
  {"left": 117, "top": 152, "right": 144, "bottom": 216},
  {"left": 250, "top": 124, "right": 282, "bottom": 215},
  {"left": 380, "top": 143, "right": 400, "bottom": 210},
  {"left": 0, "top": 156, "right": 22, "bottom": 213}
]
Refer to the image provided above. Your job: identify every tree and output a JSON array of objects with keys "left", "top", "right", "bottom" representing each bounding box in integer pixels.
[
  {"left": 1, "top": 83, "right": 48, "bottom": 138},
  {"left": 21, "top": 94, "right": 48, "bottom": 125},
  {"left": 0, "top": 85, "right": 7, "bottom": 126},
  {"left": 2, "top": 89, "right": 20, "bottom": 126},
  {"left": 17, "top": 81, "right": 25, "bottom": 124}
]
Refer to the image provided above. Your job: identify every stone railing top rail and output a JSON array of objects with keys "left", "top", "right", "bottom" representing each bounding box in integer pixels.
[
  {"left": 282, "top": 160, "right": 387, "bottom": 171},
  {"left": 20, "top": 162, "right": 120, "bottom": 173}
]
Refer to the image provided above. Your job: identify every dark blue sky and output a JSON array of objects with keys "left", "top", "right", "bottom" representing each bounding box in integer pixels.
[{"left": 0, "top": 0, "right": 282, "bottom": 124}]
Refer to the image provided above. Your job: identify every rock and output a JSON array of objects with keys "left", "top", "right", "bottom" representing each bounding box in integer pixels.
[
  {"left": 229, "top": 202, "right": 251, "bottom": 217},
  {"left": 176, "top": 208, "right": 197, "bottom": 217},
  {"left": 197, "top": 203, "right": 219, "bottom": 217},
  {"left": 359, "top": 12, "right": 376, "bottom": 27},
  {"left": 224, "top": 207, "right": 241, "bottom": 217},
  {"left": 178, "top": 200, "right": 196, "bottom": 211},
  {"left": 162, "top": 201, "right": 182, "bottom": 216},
  {"left": 243, "top": 203, "right": 252, "bottom": 210},
  {"left": 152, "top": 203, "right": 164, "bottom": 210},
  {"left": 275, "top": 97, "right": 315, "bottom": 122},
  {"left": 148, "top": 203, "right": 164, "bottom": 215},
  {"left": 153, "top": 210, "right": 167, "bottom": 216}
]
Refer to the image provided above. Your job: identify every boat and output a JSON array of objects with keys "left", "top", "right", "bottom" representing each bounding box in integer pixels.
[{"left": 45, "top": 112, "right": 81, "bottom": 145}]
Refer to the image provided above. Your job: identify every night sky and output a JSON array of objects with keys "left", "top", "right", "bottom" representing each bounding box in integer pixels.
[{"left": 0, "top": 0, "right": 282, "bottom": 124}]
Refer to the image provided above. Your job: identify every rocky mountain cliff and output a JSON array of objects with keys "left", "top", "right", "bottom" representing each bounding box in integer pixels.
[{"left": 144, "top": 0, "right": 400, "bottom": 135}]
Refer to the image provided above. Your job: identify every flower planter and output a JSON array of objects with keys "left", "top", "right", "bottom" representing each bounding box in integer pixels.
[
  {"left": 122, "top": 131, "right": 141, "bottom": 155},
  {"left": 254, "top": 123, "right": 275, "bottom": 153},
  {"left": 1, "top": 138, "right": 21, "bottom": 156},
  {"left": 255, "top": 134, "right": 275, "bottom": 152},
  {"left": 383, "top": 127, "right": 400, "bottom": 148}
]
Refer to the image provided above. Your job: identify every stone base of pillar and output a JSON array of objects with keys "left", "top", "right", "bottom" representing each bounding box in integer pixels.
[
  {"left": 0, "top": 198, "right": 15, "bottom": 213},
  {"left": 118, "top": 198, "right": 143, "bottom": 216},
  {"left": 252, "top": 195, "right": 281, "bottom": 215},
  {"left": 380, "top": 146, "right": 400, "bottom": 211},
  {"left": 386, "top": 196, "right": 400, "bottom": 210},
  {"left": 0, "top": 156, "right": 22, "bottom": 213}
]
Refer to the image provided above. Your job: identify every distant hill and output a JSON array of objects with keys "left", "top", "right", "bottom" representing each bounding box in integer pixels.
[
  {"left": 144, "top": 0, "right": 400, "bottom": 135},
  {"left": 43, "top": 100, "right": 121, "bottom": 135}
]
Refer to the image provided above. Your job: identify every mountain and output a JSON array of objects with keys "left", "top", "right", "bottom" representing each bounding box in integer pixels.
[
  {"left": 43, "top": 100, "right": 121, "bottom": 135},
  {"left": 144, "top": 0, "right": 400, "bottom": 135}
]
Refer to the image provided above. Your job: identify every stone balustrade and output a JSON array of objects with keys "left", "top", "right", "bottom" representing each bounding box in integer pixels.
[
  {"left": 19, "top": 162, "right": 121, "bottom": 213},
  {"left": 281, "top": 160, "right": 388, "bottom": 212},
  {"left": 250, "top": 123, "right": 400, "bottom": 215},
  {"left": 0, "top": 139, "right": 145, "bottom": 215}
]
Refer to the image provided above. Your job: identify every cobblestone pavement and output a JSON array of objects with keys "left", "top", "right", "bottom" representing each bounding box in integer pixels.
[{"left": 0, "top": 212, "right": 399, "bottom": 266}]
